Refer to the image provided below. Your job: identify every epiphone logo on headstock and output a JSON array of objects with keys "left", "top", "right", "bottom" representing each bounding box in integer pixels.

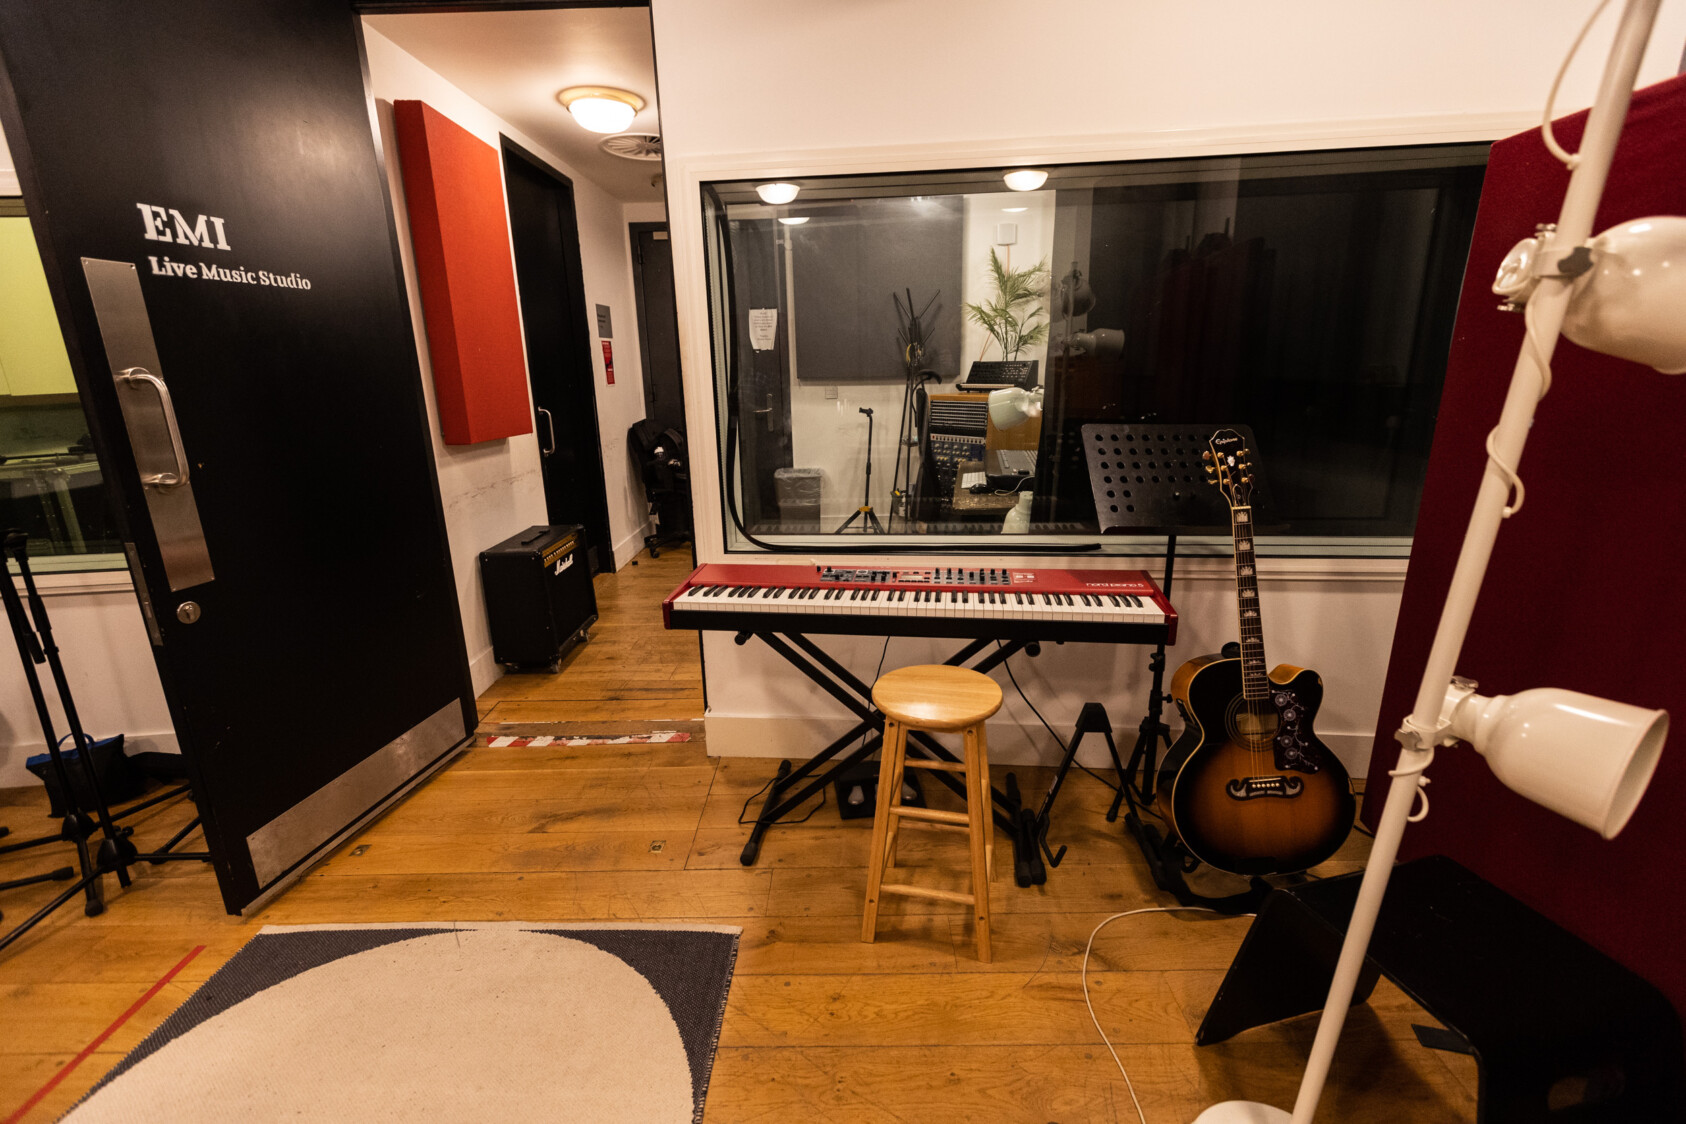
[{"left": 1210, "top": 430, "right": 1244, "bottom": 455}]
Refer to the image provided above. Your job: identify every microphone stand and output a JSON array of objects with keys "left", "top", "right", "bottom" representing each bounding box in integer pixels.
[{"left": 0, "top": 530, "right": 134, "bottom": 952}]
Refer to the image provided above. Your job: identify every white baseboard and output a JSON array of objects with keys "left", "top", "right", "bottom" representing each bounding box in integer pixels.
[
  {"left": 704, "top": 713, "right": 1376, "bottom": 779},
  {"left": 467, "top": 643, "right": 502, "bottom": 698},
  {"left": 0, "top": 730, "right": 181, "bottom": 790},
  {"left": 612, "top": 520, "right": 654, "bottom": 570}
]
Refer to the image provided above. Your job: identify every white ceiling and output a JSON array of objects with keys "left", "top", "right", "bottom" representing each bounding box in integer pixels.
[{"left": 365, "top": 6, "right": 662, "bottom": 203}]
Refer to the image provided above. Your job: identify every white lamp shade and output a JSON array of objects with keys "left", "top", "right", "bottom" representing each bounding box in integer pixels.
[
  {"left": 1003, "top": 169, "right": 1049, "bottom": 192},
  {"left": 1561, "top": 216, "right": 1686, "bottom": 374},
  {"left": 1447, "top": 686, "right": 1667, "bottom": 839},
  {"left": 755, "top": 182, "right": 800, "bottom": 205},
  {"left": 987, "top": 386, "right": 1043, "bottom": 429},
  {"left": 1191, "top": 1103, "right": 1290, "bottom": 1123}
]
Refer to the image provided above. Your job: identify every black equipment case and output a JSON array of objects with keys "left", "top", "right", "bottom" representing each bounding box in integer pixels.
[{"left": 479, "top": 525, "right": 598, "bottom": 669}]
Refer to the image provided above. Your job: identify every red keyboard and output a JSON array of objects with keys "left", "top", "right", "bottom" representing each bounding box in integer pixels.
[{"left": 663, "top": 563, "right": 1175, "bottom": 644}]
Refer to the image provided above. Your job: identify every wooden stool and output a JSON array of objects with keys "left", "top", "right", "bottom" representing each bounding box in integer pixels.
[{"left": 861, "top": 664, "right": 1003, "bottom": 962}]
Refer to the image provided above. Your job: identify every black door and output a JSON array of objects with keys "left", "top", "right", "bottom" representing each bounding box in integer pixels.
[
  {"left": 725, "top": 219, "right": 795, "bottom": 529},
  {"left": 501, "top": 140, "right": 614, "bottom": 575},
  {"left": 0, "top": 0, "right": 475, "bottom": 913},
  {"left": 630, "top": 223, "right": 685, "bottom": 436}
]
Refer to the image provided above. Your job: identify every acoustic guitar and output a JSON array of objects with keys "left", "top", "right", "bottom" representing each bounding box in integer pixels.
[{"left": 1156, "top": 429, "right": 1355, "bottom": 875}]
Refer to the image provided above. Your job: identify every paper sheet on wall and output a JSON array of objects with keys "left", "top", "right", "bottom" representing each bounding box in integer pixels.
[{"left": 749, "top": 308, "right": 778, "bottom": 351}]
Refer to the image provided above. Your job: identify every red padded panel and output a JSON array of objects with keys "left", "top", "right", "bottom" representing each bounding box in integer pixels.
[
  {"left": 393, "top": 100, "right": 532, "bottom": 445},
  {"left": 1369, "top": 74, "right": 1686, "bottom": 1017}
]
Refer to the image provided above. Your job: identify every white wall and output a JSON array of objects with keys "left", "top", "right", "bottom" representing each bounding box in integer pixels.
[
  {"left": 961, "top": 189, "right": 1055, "bottom": 372},
  {"left": 363, "top": 26, "right": 656, "bottom": 692},
  {"left": 0, "top": 573, "right": 178, "bottom": 787},
  {"left": 650, "top": 0, "right": 1686, "bottom": 776}
]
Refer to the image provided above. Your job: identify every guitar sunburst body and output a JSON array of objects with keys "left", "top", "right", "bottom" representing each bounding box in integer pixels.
[
  {"left": 1155, "top": 428, "right": 1355, "bottom": 876},
  {"left": 1158, "top": 654, "right": 1354, "bottom": 875}
]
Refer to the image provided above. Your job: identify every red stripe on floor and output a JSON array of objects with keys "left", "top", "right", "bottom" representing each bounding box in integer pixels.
[{"left": 4, "top": 943, "right": 206, "bottom": 1124}]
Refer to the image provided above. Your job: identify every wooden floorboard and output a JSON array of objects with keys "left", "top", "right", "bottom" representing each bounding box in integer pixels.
[{"left": 0, "top": 547, "right": 1475, "bottom": 1121}]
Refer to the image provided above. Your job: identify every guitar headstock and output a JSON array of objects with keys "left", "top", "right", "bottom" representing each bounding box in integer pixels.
[{"left": 1203, "top": 428, "right": 1254, "bottom": 508}]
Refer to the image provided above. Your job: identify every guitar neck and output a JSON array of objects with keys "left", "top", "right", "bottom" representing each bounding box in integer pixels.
[{"left": 1231, "top": 505, "right": 1269, "bottom": 699}]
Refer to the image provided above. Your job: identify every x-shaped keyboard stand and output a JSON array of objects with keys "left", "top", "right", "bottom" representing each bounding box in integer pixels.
[{"left": 735, "top": 630, "right": 1035, "bottom": 868}]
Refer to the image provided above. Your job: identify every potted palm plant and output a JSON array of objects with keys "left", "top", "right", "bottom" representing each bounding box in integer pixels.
[{"left": 964, "top": 249, "right": 1050, "bottom": 377}]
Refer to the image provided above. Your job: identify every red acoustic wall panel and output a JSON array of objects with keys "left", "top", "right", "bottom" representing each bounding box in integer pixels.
[
  {"left": 393, "top": 100, "right": 532, "bottom": 445},
  {"left": 1369, "top": 74, "right": 1686, "bottom": 1018}
]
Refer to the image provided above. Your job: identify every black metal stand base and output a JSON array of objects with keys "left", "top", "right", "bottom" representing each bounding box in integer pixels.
[
  {"left": 1122, "top": 810, "right": 1272, "bottom": 915},
  {"left": 1001, "top": 701, "right": 1132, "bottom": 887},
  {"left": 0, "top": 529, "right": 208, "bottom": 955},
  {"left": 736, "top": 631, "right": 1034, "bottom": 871},
  {"left": 833, "top": 506, "right": 885, "bottom": 534}
]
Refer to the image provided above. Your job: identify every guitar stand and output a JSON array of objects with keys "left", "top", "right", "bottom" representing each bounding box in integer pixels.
[
  {"left": 734, "top": 630, "right": 1039, "bottom": 871},
  {"left": 1001, "top": 702, "right": 1132, "bottom": 887}
]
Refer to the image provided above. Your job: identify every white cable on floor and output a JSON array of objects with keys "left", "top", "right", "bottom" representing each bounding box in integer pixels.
[{"left": 1082, "top": 906, "right": 1255, "bottom": 1124}]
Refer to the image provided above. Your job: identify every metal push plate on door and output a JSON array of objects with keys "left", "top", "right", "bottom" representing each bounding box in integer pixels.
[{"left": 82, "top": 258, "right": 214, "bottom": 592}]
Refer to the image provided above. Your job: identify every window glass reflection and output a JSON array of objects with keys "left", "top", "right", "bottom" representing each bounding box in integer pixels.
[
  {"left": 1, "top": 203, "right": 123, "bottom": 571},
  {"left": 704, "top": 145, "right": 1486, "bottom": 554}
]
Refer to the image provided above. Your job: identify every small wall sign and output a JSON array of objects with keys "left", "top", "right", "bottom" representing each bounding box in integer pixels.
[{"left": 602, "top": 339, "right": 615, "bottom": 385}]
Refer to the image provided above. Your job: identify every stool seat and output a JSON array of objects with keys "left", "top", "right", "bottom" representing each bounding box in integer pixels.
[{"left": 872, "top": 665, "right": 1002, "bottom": 731}]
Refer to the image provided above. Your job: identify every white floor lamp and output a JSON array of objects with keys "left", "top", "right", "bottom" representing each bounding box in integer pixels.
[{"left": 1195, "top": 0, "right": 1681, "bottom": 1120}]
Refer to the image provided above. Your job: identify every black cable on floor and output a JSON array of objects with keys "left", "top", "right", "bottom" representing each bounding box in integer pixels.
[
  {"left": 737, "top": 774, "right": 828, "bottom": 826},
  {"left": 738, "top": 637, "right": 890, "bottom": 829}
]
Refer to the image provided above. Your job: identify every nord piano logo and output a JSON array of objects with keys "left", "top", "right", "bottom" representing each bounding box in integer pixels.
[{"left": 135, "top": 203, "right": 231, "bottom": 251}]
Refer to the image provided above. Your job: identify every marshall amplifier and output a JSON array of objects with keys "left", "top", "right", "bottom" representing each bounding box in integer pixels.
[{"left": 479, "top": 525, "right": 598, "bottom": 669}]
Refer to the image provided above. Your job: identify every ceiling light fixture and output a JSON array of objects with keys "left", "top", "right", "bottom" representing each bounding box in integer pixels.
[
  {"left": 777, "top": 216, "right": 810, "bottom": 226},
  {"left": 1003, "top": 169, "right": 1048, "bottom": 192},
  {"left": 557, "top": 86, "right": 645, "bottom": 134},
  {"left": 756, "top": 182, "right": 800, "bottom": 205},
  {"left": 1002, "top": 206, "right": 1028, "bottom": 213}
]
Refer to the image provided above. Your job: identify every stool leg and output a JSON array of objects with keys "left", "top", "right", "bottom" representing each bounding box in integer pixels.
[
  {"left": 964, "top": 723, "right": 992, "bottom": 963},
  {"left": 976, "top": 724, "right": 994, "bottom": 882},
  {"left": 862, "top": 718, "right": 906, "bottom": 943},
  {"left": 884, "top": 719, "right": 906, "bottom": 872}
]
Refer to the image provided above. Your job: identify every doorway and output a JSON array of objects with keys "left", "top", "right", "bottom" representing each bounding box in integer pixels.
[
  {"left": 629, "top": 222, "right": 684, "bottom": 438},
  {"left": 501, "top": 139, "right": 615, "bottom": 576}
]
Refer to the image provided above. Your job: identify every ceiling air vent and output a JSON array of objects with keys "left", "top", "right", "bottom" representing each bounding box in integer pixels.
[{"left": 601, "top": 133, "right": 662, "bottom": 162}]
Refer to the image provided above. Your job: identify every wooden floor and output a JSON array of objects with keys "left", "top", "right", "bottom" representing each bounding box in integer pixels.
[{"left": 0, "top": 549, "right": 1477, "bottom": 1122}]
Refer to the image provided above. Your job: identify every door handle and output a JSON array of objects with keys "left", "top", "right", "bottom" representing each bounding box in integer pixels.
[
  {"left": 751, "top": 392, "right": 775, "bottom": 433},
  {"left": 537, "top": 406, "right": 557, "bottom": 457},
  {"left": 117, "top": 366, "right": 190, "bottom": 488}
]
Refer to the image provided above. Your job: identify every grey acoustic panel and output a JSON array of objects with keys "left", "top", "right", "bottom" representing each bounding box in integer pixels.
[{"left": 789, "top": 196, "right": 963, "bottom": 381}]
